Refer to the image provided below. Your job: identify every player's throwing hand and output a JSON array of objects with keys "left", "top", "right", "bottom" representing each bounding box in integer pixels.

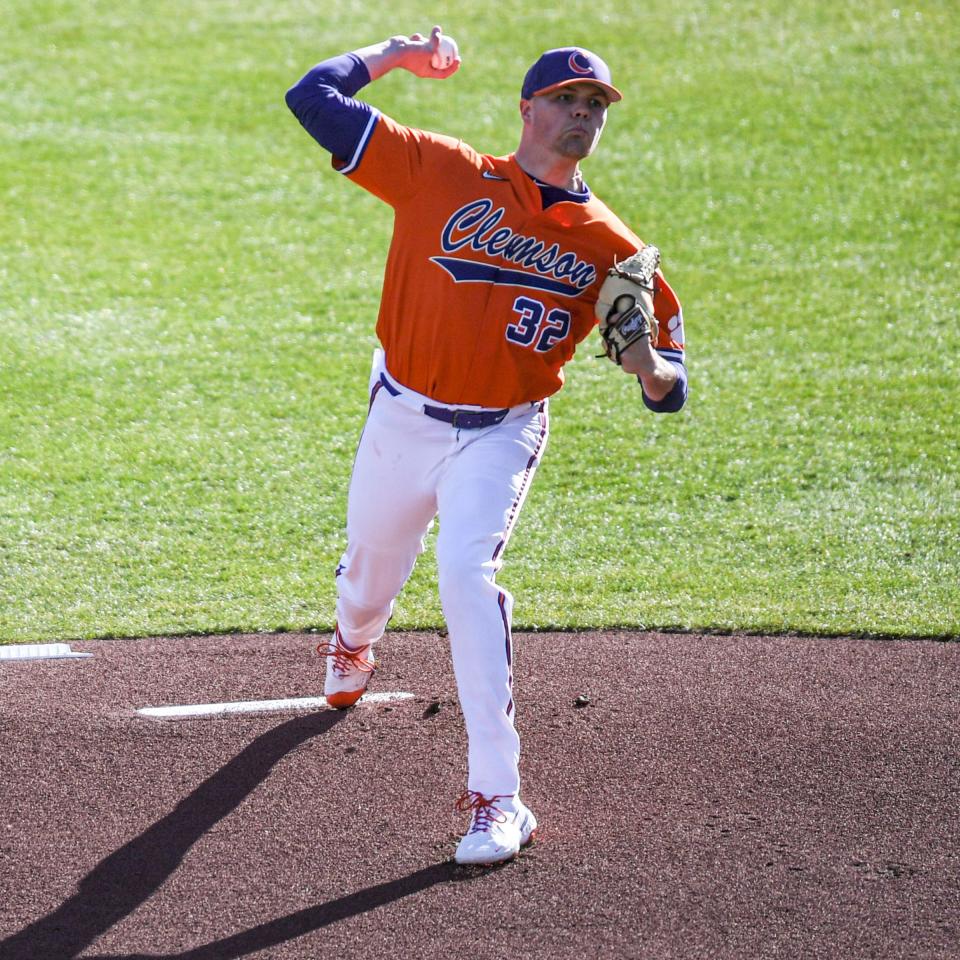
[{"left": 394, "top": 25, "right": 461, "bottom": 79}]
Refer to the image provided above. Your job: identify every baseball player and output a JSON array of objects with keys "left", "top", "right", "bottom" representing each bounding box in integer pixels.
[{"left": 286, "top": 26, "right": 686, "bottom": 866}]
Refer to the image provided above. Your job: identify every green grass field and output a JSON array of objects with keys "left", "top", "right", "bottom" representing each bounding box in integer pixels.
[{"left": 1, "top": 0, "right": 957, "bottom": 642}]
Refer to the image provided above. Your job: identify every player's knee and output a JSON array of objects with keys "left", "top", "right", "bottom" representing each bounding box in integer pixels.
[{"left": 437, "top": 553, "right": 496, "bottom": 595}]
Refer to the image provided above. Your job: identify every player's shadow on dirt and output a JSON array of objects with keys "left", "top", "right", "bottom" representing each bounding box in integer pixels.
[
  {"left": 79, "top": 861, "right": 475, "bottom": 960},
  {"left": 0, "top": 709, "right": 349, "bottom": 960}
]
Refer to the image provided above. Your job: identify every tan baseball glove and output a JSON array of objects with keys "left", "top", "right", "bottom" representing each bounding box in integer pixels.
[{"left": 594, "top": 245, "right": 661, "bottom": 365}]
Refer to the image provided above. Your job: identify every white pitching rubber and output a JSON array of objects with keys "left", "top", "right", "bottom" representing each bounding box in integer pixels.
[{"left": 137, "top": 691, "right": 415, "bottom": 719}]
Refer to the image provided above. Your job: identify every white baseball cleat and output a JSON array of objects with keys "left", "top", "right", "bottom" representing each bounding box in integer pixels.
[
  {"left": 320, "top": 628, "right": 375, "bottom": 709},
  {"left": 454, "top": 791, "right": 538, "bottom": 866}
]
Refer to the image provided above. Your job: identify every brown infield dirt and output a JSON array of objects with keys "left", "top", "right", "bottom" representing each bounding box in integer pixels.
[{"left": 0, "top": 630, "right": 957, "bottom": 960}]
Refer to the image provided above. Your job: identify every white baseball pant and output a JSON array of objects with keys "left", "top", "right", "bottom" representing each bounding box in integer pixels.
[{"left": 334, "top": 351, "right": 549, "bottom": 799}]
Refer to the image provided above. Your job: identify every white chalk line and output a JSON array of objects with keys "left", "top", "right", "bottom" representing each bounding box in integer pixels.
[
  {"left": 0, "top": 642, "right": 92, "bottom": 661},
  {"left": 137, "top": 691, "right": 415, "bottom": 719}
]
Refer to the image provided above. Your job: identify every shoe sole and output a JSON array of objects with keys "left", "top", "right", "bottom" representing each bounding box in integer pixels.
[{"left": 326, "top": 689, "right": 366, "bottom": 709}]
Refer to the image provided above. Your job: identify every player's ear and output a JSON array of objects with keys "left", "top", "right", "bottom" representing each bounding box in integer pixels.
[{"left": 519, "top": 98, "right": 533, "bottom": 123}]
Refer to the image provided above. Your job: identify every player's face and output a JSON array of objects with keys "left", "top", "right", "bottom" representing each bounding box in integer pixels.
[{"left": 523, "top": 82, "right": 609, "bottom": 160}]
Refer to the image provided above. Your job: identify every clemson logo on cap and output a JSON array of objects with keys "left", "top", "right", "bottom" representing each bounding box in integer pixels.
[{"left": 567, "top": 51, "right": 593, "bottom": 75}]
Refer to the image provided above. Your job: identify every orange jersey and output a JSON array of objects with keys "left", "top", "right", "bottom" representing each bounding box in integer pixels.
[{"left": 340, "top": 114, "right": 683, "bottom": 407}]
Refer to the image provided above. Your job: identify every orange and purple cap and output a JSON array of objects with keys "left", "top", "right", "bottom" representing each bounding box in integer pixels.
[{"left": 521, "top": 47, "right": 622, "bottom": 103}]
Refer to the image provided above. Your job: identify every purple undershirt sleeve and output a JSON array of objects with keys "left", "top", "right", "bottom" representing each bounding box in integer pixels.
[{"left": 285, "top": 53, "right": 376, "bottom": 162}]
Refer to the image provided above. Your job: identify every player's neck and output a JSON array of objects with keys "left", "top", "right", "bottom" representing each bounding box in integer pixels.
[{"left": 514, "top": 146, "right": 583, "bottom": 192}]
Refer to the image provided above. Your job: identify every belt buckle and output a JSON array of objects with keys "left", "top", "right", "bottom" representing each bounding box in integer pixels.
[{"left": 451, "top": 410, "right": 467, "bottom": 429}]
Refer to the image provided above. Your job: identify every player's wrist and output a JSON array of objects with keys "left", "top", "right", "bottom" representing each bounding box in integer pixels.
[
  {"left": 619, "top": 337, "right": 657, "bottom": 376},
  {"left": 353, "top": 36, "right": 409, "bottom": 81}
]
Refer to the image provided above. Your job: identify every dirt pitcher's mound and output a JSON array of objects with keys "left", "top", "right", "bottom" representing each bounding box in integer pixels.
[{"left": 1, "top": 631, "right": 957, "bottom": 959}]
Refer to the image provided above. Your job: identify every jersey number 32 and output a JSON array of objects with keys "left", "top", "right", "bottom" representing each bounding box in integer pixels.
[{"left": 505, "top": 296, "right": 571, "bottom": 353}]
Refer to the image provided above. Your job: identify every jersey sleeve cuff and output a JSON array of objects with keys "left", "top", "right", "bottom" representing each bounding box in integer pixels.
[{"left": 334, "top": 108, "right": 381, "bottom": 175}]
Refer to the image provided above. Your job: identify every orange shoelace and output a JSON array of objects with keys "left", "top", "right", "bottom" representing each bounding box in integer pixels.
[
  {"left": 455, "top": 791, "right": 510, "bottom": 835},
  {"left": 317, "top": 638, "right": 375, "bottom": 678}
]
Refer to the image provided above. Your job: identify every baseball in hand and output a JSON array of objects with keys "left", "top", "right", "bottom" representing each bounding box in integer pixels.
[{"left": 430, "top": 35, "right": 459, "bottom": 70}]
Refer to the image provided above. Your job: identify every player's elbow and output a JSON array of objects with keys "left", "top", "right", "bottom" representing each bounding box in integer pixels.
[
  {"left": 285, "top": 74, "right": 328, "bottom": 122},
  {"left": 640, "top": 362, "right": 687, "bottom": 413},
  {"left": 285, "top": 82, "right": 307, "bottom": 117}
]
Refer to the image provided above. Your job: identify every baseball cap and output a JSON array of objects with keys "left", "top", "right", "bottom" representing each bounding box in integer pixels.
[{"left": 521, "top": 47, "right": 622, "bottom": 103}]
